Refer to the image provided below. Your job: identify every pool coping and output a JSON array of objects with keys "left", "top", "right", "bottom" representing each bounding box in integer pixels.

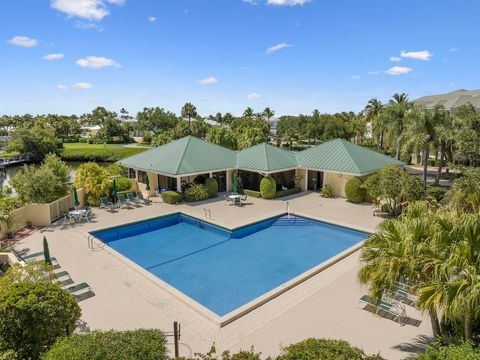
[{"left": 86, "top": 211, "right": 370, "bottom": 327}]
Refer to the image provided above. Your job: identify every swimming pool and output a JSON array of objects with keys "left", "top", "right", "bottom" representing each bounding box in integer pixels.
[{"left": 91, "top": 213, "right": 367, "bottom": 321}]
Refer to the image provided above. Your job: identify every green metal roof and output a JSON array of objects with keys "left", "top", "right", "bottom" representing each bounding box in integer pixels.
[
  {"left": 296, "top": 138, "right": 402, "bottom": 174},
  {"left": 236, "top": 143, "right": 298, "bottom": 173},
  {"left": 120, "top": 136, "right": 401, "bottom": 176},
  {"left": 118, "top": 136, "right": 236, "bottom": 175}
]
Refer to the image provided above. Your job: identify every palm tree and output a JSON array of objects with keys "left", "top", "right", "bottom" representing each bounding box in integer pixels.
[
  {"left": 386, "top": 93, "right": 411, "bottom": 159},
  {"left": 364, "top": 98, "right": 385, "bottom": 148},
  {"left": 181, "top": 102, "right": 197, "bottom": 135},
  {"left": 433, "top": 110, "right": 455, "bottom": 185},
  {"left": 243, "top": 107, "right": 254, "bottom": 118},
  {"left": 263, "top": 107, "right": 275, "bottom": 122}
]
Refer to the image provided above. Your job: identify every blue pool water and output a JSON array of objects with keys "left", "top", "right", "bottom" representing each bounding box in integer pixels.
[{"left": 91, "top": 214, "right": 367, "bottom": 316}]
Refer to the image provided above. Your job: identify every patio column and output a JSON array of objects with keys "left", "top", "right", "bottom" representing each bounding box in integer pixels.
[
  {"left": 209, "top": 172, "right": 213, "bottom": 178},
  {"left": 176, "top": 176, "right": 182, "bottom": 192},
  {"left": 304, "top": 169, "right": 308, "bottom": 191},
  {"left": 226, "top": 170, "right": 233, "bottom": 192}
]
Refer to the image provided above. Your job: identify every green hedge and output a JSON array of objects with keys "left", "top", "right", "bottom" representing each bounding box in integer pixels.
[
  {"left": 184, "top": 184, "right": 209, "bottom": 202},
  {"left": 42, "top": 329, "right": 168, "bottom": 360},
  {"left": 204, "top": 178, "right": 218, "bottom": 197},
  {"left": 274, "top": 187, "right": 301, "bottom": 199},
  {"left": 115, "top": 177, "right": 132, "bottom": 192},
  {"left": 260, "top": 176, "right": 276, "bottom": 199},
  {"left": 344, "top": 177, "right": 365, "bottom": 203},
  {"left": 243, "top": 189, "right": 262, "bottom": 198},
  {"left": 161, "top": 191, "right": 183, "bottom": 204},
  {"left": 58, "top": 147, "right": 147, "bottom": 162}
]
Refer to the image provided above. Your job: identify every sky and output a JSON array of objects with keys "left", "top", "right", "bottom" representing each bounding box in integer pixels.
[{"left": 1, "top": 0, "right": 479, "bottom": 117}]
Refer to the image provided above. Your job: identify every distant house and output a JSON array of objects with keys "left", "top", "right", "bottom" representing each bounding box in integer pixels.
[
  {"left": 414, "top": 89, "right": 480, "bottom": 111},
  {"left": 268, "top": 116, "right": 279, "bottom": 136},
  {"left": 118, "top": 135, "right": 401, "bottom": 198},
  {"left": 80, "top": 125, "right": 101, "bottom": 139}
]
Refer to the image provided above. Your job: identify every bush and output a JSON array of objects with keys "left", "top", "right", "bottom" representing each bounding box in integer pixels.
[
  {"left": 74, "top": 163, "right": 111, "bottom": 206},
  {"left": 274, "top": 187, "right": 301, "bottom": 198},
  {"left": 115, "top": 177, "right": 132, "bottom": 192},
  {"left": 320, "top": 184, "right": 334, "bottom": 198},
  {"left": 426, "top": 186, "right": 447, "bottom": 202},
  {"left": 260, "top": 176, "right": 276, "bottom": 199},
  {"left": 184, "top": 184, "right": 209, "bottom": 202},
  {"left": 43, "top": 329, "right": 168, "bottom": 360},
  {"left": 345, "top": 177, "right": 365, "bottom": 203},
  {"left": 105, "top": 164, "right": 128, "bottom": 177},
  {"left": 0, "top": 282, "right": 81, "bottom": 359},
  {"left": 161, "top": 191, "right": 183, "bottom": 204},
  {"left": 243, "top": 189, "right": 262, "bottom": 198},
  {"left": 58, "top": 147, "right": 146, "bottom": 162},
  {"left": 204, "top": 178, "right": 218, "bottom": 197},
  {"left": 415, "top": 342, "right": 480, "bottom": 360},
  {"left": 178, "top": 345, "right": 262, "bottom": 360},
  {"left": 276, "top": 338, "right": 384, "bottom": 360}
]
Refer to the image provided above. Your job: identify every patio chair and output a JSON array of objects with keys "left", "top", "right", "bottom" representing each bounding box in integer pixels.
[
  {"left": 359, "top": 295, "right": 407, "bottom": 325},
  {"left": 63, "top": 212, "right": 75, "bottom": 225},
  {"left": 79, "top": 207, "right": 93, "bottom": 222},
  {"left": 136, "top": 192, "right": 151, "bottom": 205},
  {"left": 241, "top": 194, "right": 248, "bottom": 202},
  {"left": 117, "top": 194, "right": 134, "bottom": 208},
  {"left": 224, "top": 194, "right": 233, "bottom": 206},
  {"left": 100, "top": 197, "right": 116, "bottom": 211},
  {"left": 127, "top": 192, "right": 142, "bottom": 205}
]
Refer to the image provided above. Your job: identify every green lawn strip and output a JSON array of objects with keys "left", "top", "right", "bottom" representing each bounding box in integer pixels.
[{"left": 58, "top": 146, "right": 147, "bottom": 162}]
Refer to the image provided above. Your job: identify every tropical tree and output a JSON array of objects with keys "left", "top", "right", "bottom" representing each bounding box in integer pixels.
[
  {"left": 243, "top": 107, "right": 254, "bottom": 118},
  {"left": 263, "top": 107, "right": 275, "bottom": 122},
  {"left": 386, "top": 93, "right": 411, "bottom": 159},
  {"left": 136, "top": 107, "right": 177, "bottom": 135},
  {"left": 181, "top": 102, "right": 197, "bottom": 134},
  {"left": 74, "top": 163, "right": 111, "bottom": 206},
  {"left": 364, "top": 98, "right": 385, "bottom": 149}
]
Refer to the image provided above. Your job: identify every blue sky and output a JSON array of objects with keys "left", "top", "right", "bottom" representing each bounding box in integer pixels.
[{"left": 1, "top": 0, "right": 479, "bottom": 116}]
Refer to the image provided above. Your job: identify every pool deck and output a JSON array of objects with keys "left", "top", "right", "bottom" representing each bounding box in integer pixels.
[{"left": 14, "top": 192, "right": 433, "bottom": 359}]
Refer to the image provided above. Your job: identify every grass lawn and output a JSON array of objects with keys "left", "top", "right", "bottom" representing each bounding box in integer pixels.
[
  {"left": 59, "top": 143, "right": 149, "bottom": 162},
  {"left": 63, "top": 143, "right": 150, "bottom": 149}
]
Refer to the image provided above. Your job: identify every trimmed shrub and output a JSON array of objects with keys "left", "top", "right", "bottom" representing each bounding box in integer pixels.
[
  {"left": 415, "top": 342, "right": 480, "bottom": 360},
  {"left": 0, "top": 282, "right": 81, "bottom": 360},
  {"left": 184, "top": 184, "right": 209, "bottom": 202},
  {"left": 204, "top": 178, "right": 218, "bottom": 198},
  {"left": 115, "top": 177, "right": 132, "bottom": 192},
  {"left": 320, "top": 184, "right": 334, "bottom": 198},
  {"left": 243, "top": 189, "right": 262, "bottom": 198},
  {"left": 276, "top": 338, "right": 385, "bottom": 360},
  {"left": 260, "top": 176, "right": 276, "bottom": 199},
  {"left": 43, "top": 329, "right": 168, "bottom": 360},
  {"left": 274, "top": 187, "right": 301, "bottom": 198},
  {"left": 161, "top": 191, "right": 183, "bottom": 204},
  {"left": 58, "top": 147, "right": 146, "bottom": 162},
  {"left": 345, "top": 177, "right": 365, "bottom": 203}
]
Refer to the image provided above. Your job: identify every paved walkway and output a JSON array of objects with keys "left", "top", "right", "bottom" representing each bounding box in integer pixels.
[{"left": 14, "top": 192, "right": 432, "bottom": 359}]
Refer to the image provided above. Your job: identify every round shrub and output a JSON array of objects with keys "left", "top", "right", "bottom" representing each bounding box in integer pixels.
[
  {"left": 415, "top": 342, "right": 480, "bottom": 360},
  {"left": 260, "top": 176, "right": 276, "bottom": 199},
  {"left": 276, "top": 338, "right": 385, "bottom": 360},
  {"left": 320, "top": 184, "right": 334, "bottom": 198},
  {"left": 161, "top": 191, "right": 183, "bottom": 204},
  {"left": 345, "top": 177, "right": 366, "bottom": 203},
  {"left": 184, "top": 184, "right": 209, "bottom": 202},
  {"left": 0, "top": 282, "right": 81, "bottom": 359},
  {"left": 115, "top": 177, "right": 132, "bottom": 192},
  {"left": 204, "top": 178, "right": 218, "bottom": 197},
  {"left": 43, "top": 329, "right": 168, "bottom": 360}
]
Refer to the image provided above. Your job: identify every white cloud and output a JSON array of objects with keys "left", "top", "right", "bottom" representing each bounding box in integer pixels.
[
  {"left": 385, "top": 66, "right": 412, "bottom": 76},
  {"left": 73, "top": 82, "right": 92, "bottom": 89},
  {"left": 266, "top": 43, "right": 291, "bottom": 54},
  {"left": 246, "top": 92, "right": 261, "bottom": 99},
  {"left": 449, "top": 47, "right": 459, "bottom": 52},
  {"left": 243, "top": 0, "right": 258, "bottom": 4},
  {"left": 351, "top": 75, "right": 360, "bottom": 80},
  {"left": 197, "top": 77, "right": 218, "bottom": 85},
  {"left": 76, "top": 56, "right": 120, "bottom": 69},
  {"left": 368, "top": 70, "right": 381, "bottom": 75},
  {"left": 400, "top": 50, "right": 432, "bottom": 61},
  {"left": 390, "top": 56, "right": 401, "bottom": 62},
  {"left": 43, "top": 53, "right": 64, "bottom": 60},
  {"left": 57, "top": 84, "right": 68, "bottom": 90},
  {"left": 50, "top": 0, "right": 125, "bottom": 21},
  {"left": 267, "top": 0, "right": 310, "bottom": 5},
  {"left": 148, "top": 16, "right": 156, "bottom": 22},
  {"left": 7, "top": 36, "right": 38, "bottom": 47}
]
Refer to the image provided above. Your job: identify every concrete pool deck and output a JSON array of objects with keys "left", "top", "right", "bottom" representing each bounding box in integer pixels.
[{"left": 14, "top": 192, "right": 433, "bottom": 359}]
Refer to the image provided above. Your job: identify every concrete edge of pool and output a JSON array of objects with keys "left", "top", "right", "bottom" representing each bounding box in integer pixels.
[{"left": 86, "top": 212, "right": 370, "bottom": 327}]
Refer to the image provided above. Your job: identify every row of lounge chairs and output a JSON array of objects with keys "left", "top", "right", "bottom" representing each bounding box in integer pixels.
[
  {"left": 13, "top": 250, "right": 94, "bottom": 301},
  {"left": 100, "top": 192, "right": 150, "bottom": 210}
]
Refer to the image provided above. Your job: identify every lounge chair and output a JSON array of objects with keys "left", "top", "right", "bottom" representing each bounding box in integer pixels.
[
  {"left": 100, "top": 197, "right": 116, "bottom": 211},
  {"left": 22, "top": 251, "right": 44, "bottom": 260},
  {"left": 136, "top": 192, "right": 151, "bottom": 205},
  {"left": 117, "top": 194, "right": 134, "bottom": 208},
  {"left": 64, "top": 282, "right": 92, "bottom": 294},
  {"left": 127, "top": 192, "right": 142, "bottom": 205},
  {"left": 359, "top": 294, "right": 407, "bottom": 325},
  {"left": 54, "top": 271, "right": 73, "bottom": 286}
]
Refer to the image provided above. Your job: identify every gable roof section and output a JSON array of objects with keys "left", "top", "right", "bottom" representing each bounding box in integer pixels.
[
  {"left": 414, "top": 89, "right": 480, "bottom": 110},
  {"left": 236, "top": 143, "right": 298, "bottom": 173},
  {"left": 296, "top": 138, "right": 402, "bottom": 174},
  {"left": 118, "top": 136, "right": 236, "bottom": 175}
]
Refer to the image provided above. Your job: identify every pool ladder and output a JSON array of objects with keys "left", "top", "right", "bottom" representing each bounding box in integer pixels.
[
  {"left": 202, "top": 208, "right": 212, "bottom": 220},
  {"left": 87, "top": 234, "right": 107, "bottom": 251}
]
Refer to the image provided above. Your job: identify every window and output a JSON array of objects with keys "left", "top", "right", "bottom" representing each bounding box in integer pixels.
[
  {"left": 138, "top": 170, "right": 147, "bottom": 183},
  {"left": 128, "top": 168, "right": 136, "bottom": 179}
]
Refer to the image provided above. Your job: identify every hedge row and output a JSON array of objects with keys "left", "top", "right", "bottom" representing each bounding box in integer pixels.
[
  {"left": 161, "top": 191, "right": 183, "bottom": 204},
  {"left": 58, "top": 147, "right": 147, "bottom": 162},
  {"left": 243, "top": 189, "right": 262, "bottom": 198},
  {"left": 274, "top": 187, "right": 301, "bottom": 198}
]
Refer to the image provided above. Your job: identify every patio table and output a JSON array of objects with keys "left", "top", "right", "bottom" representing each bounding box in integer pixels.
[
  {"left": 228, "top": 194, "right": 242, "bottom": 206},
  {"left": 69, "top": 209, "right": 86, "bottom": 222}
]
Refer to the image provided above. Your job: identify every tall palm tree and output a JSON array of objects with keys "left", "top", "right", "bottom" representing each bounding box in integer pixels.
[
  {"left": 181, "top": 102, "right": 197, "bottom": 135},
  {"left": 263, "top": 107, "right": 275, "bottom": 122},
  {"left": 243, "top": 107, "right": 254, "bottom": 118},
  {"left": 386, "top": 93, "right": 411, "bottom": 159},
  {"left": 433, "top": 110, "right": 455, "bottom": 185},
  {"left": 364, "top": 98, "right": 385, "bottom": 148}
]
